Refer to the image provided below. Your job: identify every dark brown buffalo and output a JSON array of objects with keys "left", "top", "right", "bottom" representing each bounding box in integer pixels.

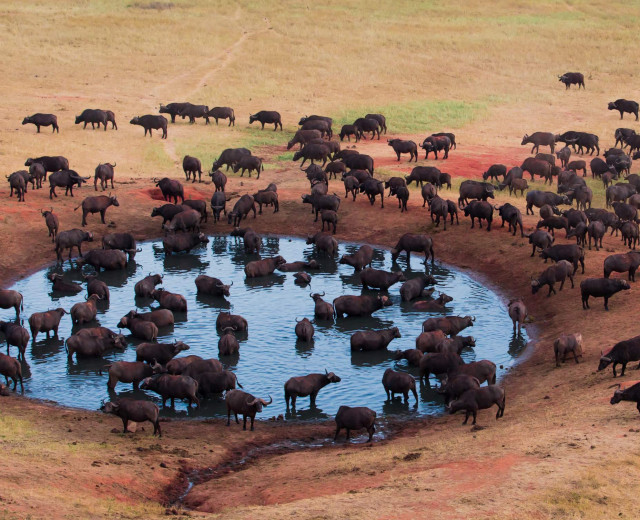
[
  {"left": 75, "top": 109, "right": 107, "bottom": 130},
  {"left": 482, "top": 164, "right": 507, "bottom": 181},
  {"left": 306, "top": 232, "right": 338, "bottom": 256},
  {"left": 339, "top": 245, "right": 373, "bottom": 271},
  {"left": 359, "top": 268, "right": 405, "bottom": 291},
  {"left": 458, "top": 180, "right": 495, "bottom": 207},
  {"left": 382, "top": 368, "right": 417, "bottom": 402},
  {"left": 301, "top": 192, "right": 340, "bottom": 222},
  {"left": 354, "top": 117, "right": 380, "bottom": 140},
  {"left": 163, "top": 208, "right": 201, "bottom": 234},
  {"left": 75, "top": 194, "right": 119, "bottom": 226},
  {"left": 0, "top": 290, "right": 24, "bottom": 319},
  {"left": 22, "top": 113, "right": 58, "bottom": 133},
  {"left": 249, "top": 110, "right": 282, "bottom": 131},
  {"left": 150, "top": 204, "right": 185, "bottom": 228},
  {"left": 212, "top": 148, "right": 252, "bottom": 171},
  {"left": 122, "top": 309, "right": 174, "bottom": 329},
  {"left": 218, "top": 328, "right": 239, "bottom": 355},
  {"left": 284, "top": 371, "right": 341, "bottom": 409},
  {"left": 226, "top": 389, "right": 272, "bottom": 430},
  {"left": 334, "top": 406, "right": 376, "bottom": 441},
  {"left": 106, "top": 361, "right": 154, "bottom": 390},
  {"left": 28, "top": 308, "right": 66, "bottom": 341},
  {"left": 75, "top": 249, "right": 126, "bottom": 271},
  {"left": 521, "top": 132, "right": 556, "bottom": 154},
  {"left": 141, "top": 374, "right": 199, "bottom": 408},
  {"left": 419, "top": 352, "right": 463, "bottom": 385},
  {"left": 49, "top": 169, "right": 90, "bottom": 198},
  {"left": 498, "top": 203, "right": 524, "bottom": 237},
  {"left": 163, "top": 232, "right": 209, "bottom": 254},
  {"left": 48, "top": 273, "right": 82, "bottom": 294},
  {"left": 7, "top": 171, "right": 27, "bottom": 202},
  {"left": 209, "top": 169, "right": 228, "bottom": 193},
  {"left": 438, "top": 374, "right": 480, "bottom": 405},
  {"left": 227, "top": 194, "right": 256, "bottom": 226},
  {"left": 159, "top": 102, "right": 190, "bottom": 123},
  {"left": 604, "top": 252, "right": 640, "bottom": 281},
  {"left": 278, "top": 260, "right": 320, "bottom": 272},
  {"left": 70, "top": 294, "right": 101, "bottom": 325},
  {"left": 448, "top": 386, "right": 505, "bottom": 425},
  {"left": 540, "top": 244, "right": 585, "bottom": 274},
  {"left": 84, "top": 274, "right": 110, "bottom": 301},
  {"left": 154, "top": 177, "right": 184, "bottom": 204},
  {"left": 54, "top": 229, "right": 94, "bottom": 264},
  {"left": 341, "top": 153, "right": 375, "bottom": 175},
  {"left": 30, "top": 162, "right": 46, "bottom": 188},
  {"left": 134, "top": 274, "right": 163, "bottom": 298},
  {"left": 463, "top": 200, "right": 493, "bottom": 231},
  {"left": 0, "top": 321, "right": 29, "bottom": 359},
  {"left": 0, "top": 352, "right": 23, "bottom": 392},
  {"left": 136, "top": 340, "right": 189, "bottom": 364},
  {"left": 216, "top": 312, "right": 248, "bottom": 332},
  {"left": 117, "top": 316, "right": 158, "bottom": 341},
  {"left": 252, "top": 189, "right": 279, "bottom": 214},
  {"left": 233, "top": 155, "right": 264, "bottom": 178},
  {"left": 393, "top": 348, "right": 424, "bottom": 366},
  {"left": 421, "top": 135, "right": 451, "bottom": 159},
  {"left": 559, "top": 72, "right": 584, "bottom": 89},
  {"left": 598, "top": 335, "right": 640, "bottom": 377},
  {"left": 339, "top": 124, "right": 360, "bottom": 142},
  {"left": 608, "top": 99, "right": 639, "bottom": 121},
  {"left": 150, "top": 289, "right": 187, "bottom": 313},
  {"left": 350, "top": 327, "right": 401, "bottom": 352},
  {"left": 531, "top": 260, "right": 574, "bottom": 296},
  {"left": 448, "top": 360, "right": 497, "bottom": 386},
  {"left": 399, "top": 274, "right": 436, "bottom": 302},
  {"left": 196, "top": 370, "right": 241, "bottom": 397},
  {"left": 102, "top": 399, "right": 161, "bottom": 436},
  {"left": 195, "top": 275, "right": 232, "bottom": 297},
  {"left": 581, "top": 278, "right": 630, "bottom": 310},
  {"left": 422, "top": 315, "right": 474, "bottom": 336},
  {"left": 66, "top": 332, "right": 125, "bottom": 360},
  {"left": 130, "top": 115, "right": 167, "bottom": 138},
  {"left": 94, "top": 163, "right": 116, "bottom": 191},
  {"left": 334, "top": 294, "right": 392, "bottom": 318},
  {"left": 294, "top": 317, "right": 314, "bottom": 342},
  {"left": 412, "top": 293, "right": 454, "bottom": 312},
  {"left": 178, "top": 103, "right": 209, "bottom": 124},
  {"left": 210, "top": 191, "right": 228, "bottom": 223},
  {"left": 391, "top": 233, "right": 435, "bottom": 265},
  {"left": 206, "top": 106, "right": 235, "bottom": 126},
  {"left": 182, "top": 155, "right": 202, "bottom": 183},
  {"left": 388, "top": 139, "right": 418, "bottom": 162},
  {"left": 244, "top": 255, "right": 286, "bottom": 278},
  {"left": 310, "top": 292, "right": 334, "bottom": 320}
]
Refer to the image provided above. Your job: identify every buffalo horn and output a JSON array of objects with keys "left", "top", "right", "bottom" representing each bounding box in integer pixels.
[
  {"left": 260, "top": 395, "right": 273, "bottom": 406},
  {"left": 471, "top": 316, "right": 476, "bottom": 322},
  {"left": 246, "top": 397, "right": 258, "bottom": 406},
  {"left": 608, "top": 383, "right": 622, "bottom": 389}
]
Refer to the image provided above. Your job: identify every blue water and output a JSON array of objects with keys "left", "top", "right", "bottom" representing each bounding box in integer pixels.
[{"left": 4, "top": 235, "right": 527, "bottom": 420}]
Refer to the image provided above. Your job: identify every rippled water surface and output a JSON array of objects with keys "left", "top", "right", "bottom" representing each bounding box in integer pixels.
[{"left": 6, "top": 236, "right": 527, "bottom": 420}]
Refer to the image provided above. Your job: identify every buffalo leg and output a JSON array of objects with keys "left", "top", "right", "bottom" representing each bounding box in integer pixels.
[
  {"left": 122, "top": 418, "right": 130, "bottom": 434},
  {"left": 345, "top": 428, "right": 350, "bottom": 440},
  {"left": 100, "top": 210, "right": 107, "bottom": 224},
  {"left": 334, "top": 426, "right": 341, "bottom": 440},
  {"left": 226, "top": 407, "right": 231, "bottom": 426},
  {"left": 367, "top": 425, "right": 375, "bottom": 441},
  {"left": 462, "top": 411, "right": 470, "bottom": 425},
  {"left": 604, "top": 297, "right": 609, "bottom": 311},
  {"left": 154, "top": 420, "right": 161, "bottom": 437}
]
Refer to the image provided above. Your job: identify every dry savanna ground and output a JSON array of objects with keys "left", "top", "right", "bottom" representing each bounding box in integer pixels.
[{"left": 2, "top": 1, "right": 640, "bottom": 519}]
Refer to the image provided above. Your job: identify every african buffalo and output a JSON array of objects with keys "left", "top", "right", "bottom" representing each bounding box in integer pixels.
[
  {"left": 334, "top": 406, "right": 376, "bottom": 441},
  {"left": 580, "top": 278, "right": 630, "bottom": 310},
  {"left": 130, "top": 115, "right": 167, "bottom": 138},
  {"left": 225, "top": 389, "right": 272, "bottom": 430}
]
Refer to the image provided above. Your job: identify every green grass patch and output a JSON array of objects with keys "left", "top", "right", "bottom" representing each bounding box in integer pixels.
[{"left": 332, "top": 99, "right": 491, "bottom": 133}]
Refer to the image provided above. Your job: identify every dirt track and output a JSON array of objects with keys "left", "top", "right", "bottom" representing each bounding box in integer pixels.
[{"left": 2, "top": 135, "right": 640, "bottom": 519}]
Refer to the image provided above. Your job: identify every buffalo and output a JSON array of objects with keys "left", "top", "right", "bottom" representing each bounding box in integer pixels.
[
  {"left": 608, "top": 99, "right": 639, "bottom": 121},
  {"left": 350, "top": 327, "right": 401, "bottom": 351},
  {"left": 141, "top": 374, "right": 199, "bottom": 408},
  {"left": 333, "top": 294, "right": 392, "bottom": 318},
  {"left": 558, "top": 72, "right": 584, "bottom": 89},
  {"left": 249, "top": 110, "right": 282, "bottom": 130},
  {"left": 22, "top": 113, "right": 58, "bottom": 133},
  {"left": 54, "top": 229, "right": 94, "bottom": 263},
  {"left": 448, "top": 386, "right": 505, "bottom": 425},
  {"left": 130, "top": 115, "right": 167, "bottom": 138},
  {"left": 382, "top": 368, "right": 418, "bottom": 403},
  {"left": 102, "top": 399, "right": 161, "bottom": 437},
  {"left": 598, "top": 335, "right": 640, "bottom": 377},
  {"left": 225, "top": 389, "right": 272, "bottom": 430},
  {"left": 554, "top": 333, "right": 583, "bottom": 367},
  {"left": 522, "top": 132, "right": 556, "bottom": 154},
  {"left": 581, "top": 278, "right": 630, "bottom": 310},
  {"left": 531, "top": 260, "right": 574, "bottom": 296},
  {"left": 334, "top": 406, "right": 376, "bottom": 442},
  {"left": 284, "top": 371, "right": 341, "bottom": 409}
]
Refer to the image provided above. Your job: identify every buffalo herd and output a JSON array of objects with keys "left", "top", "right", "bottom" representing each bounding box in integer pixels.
[{"left": 4, "top": 72, "right": 640, "bottom": 440}]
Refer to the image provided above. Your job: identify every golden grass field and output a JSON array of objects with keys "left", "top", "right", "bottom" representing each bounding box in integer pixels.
[{"left": 2, "top": 1, "right": 640, "bottom": 519}]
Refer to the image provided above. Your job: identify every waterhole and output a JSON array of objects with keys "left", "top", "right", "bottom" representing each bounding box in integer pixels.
[{"left": 5, "top": 235, "right": 527, "bottom": 420}]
